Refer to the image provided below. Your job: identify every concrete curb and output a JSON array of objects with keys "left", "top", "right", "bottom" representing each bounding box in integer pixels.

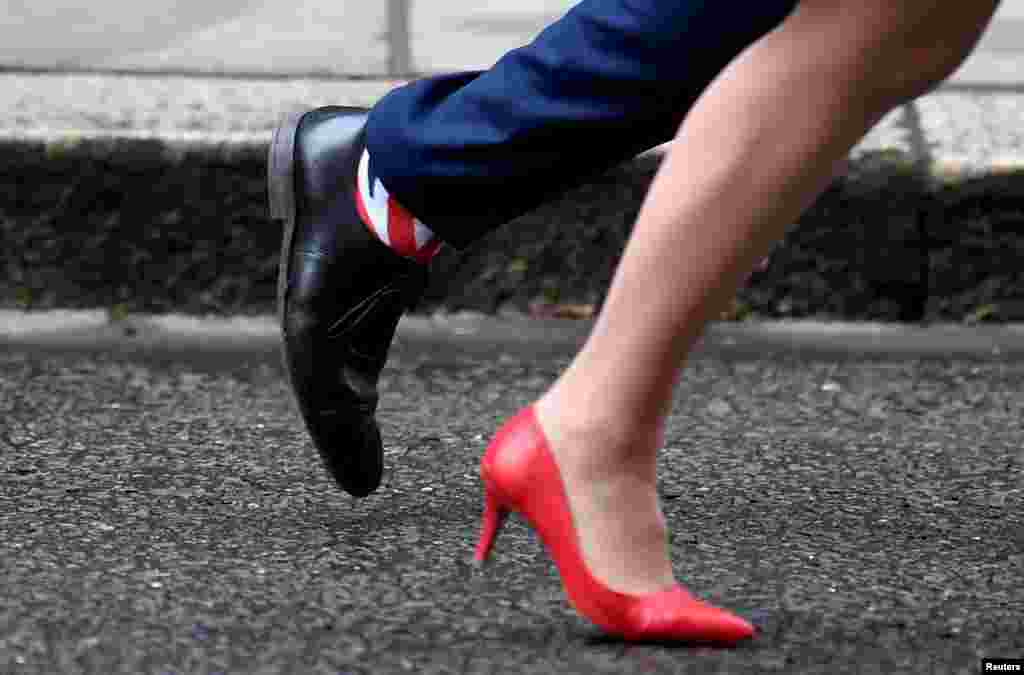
[
  {"left": 6, "top": 125, "right": 1024, "bottom": 179},
  {"left": 4, "top": 310, "right": 1024, "bottom": 361}
]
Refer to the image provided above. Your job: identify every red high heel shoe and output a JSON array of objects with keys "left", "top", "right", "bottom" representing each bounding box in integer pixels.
[{"left": 474, "top": 405, "right": 755, "bottom": 643}]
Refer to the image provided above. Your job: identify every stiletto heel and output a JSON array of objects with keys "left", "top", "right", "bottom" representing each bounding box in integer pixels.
[
  {"left": 473, "top": 405, "right": 756, "bottom": 644},
  {"left": 474, "top": 489, "right": 509, "bottom": 565}
]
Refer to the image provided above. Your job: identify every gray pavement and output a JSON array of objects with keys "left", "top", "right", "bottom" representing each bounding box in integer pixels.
[
  {"left": 2, "top": 0, "right": 1023, "bottom": 83},
  {"left": 0, "top": 0, "right": 586, "bottom": 77},
  {"left": 3, "top": 0, "right": 1024, "bottom": 177},
  {"left": 2, "top": 339, "right": 1023, "bottom": 674}
]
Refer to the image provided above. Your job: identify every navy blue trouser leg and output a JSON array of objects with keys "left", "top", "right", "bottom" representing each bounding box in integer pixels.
[{"left": 365, "top": 0, "right": 798, "bottom": 249}]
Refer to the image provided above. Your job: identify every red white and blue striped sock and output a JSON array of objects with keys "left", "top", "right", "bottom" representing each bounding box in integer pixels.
[{"left": 354, "top": 149, "right": 442, "bottom": 264}]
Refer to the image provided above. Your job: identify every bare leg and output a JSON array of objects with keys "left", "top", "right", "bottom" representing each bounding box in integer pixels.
[{"left": 534, "top": 0, "right": 1000, "bottom": 594}]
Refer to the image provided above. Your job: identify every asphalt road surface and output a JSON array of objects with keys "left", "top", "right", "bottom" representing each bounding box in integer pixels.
[{"left": 1, "top": 342, "right": 1022, "bottom": 674}]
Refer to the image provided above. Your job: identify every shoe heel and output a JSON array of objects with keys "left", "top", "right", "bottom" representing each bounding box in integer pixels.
[
  {"left": 268, "top": 110, "right": 309, "bottom": 326},
  {"left": 267, "top": 111, "right": 306, "bottom": 223},
  {"left": 473, "top": 487, "right": 509, "bottom": 566}
]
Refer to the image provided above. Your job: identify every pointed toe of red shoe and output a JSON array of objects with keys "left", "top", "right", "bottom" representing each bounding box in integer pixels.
[{"left": 625, "top": 587, "right": 756, "bottom": 644}]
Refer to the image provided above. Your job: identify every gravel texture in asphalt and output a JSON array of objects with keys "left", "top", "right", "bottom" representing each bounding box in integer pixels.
[{"left": 1, "top": 343, "right": 1022, "bottom": 674}]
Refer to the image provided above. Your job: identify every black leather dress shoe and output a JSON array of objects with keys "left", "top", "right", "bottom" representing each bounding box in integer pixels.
[{"left": 267, "top": 106, "right": 427, "bottom": 497}]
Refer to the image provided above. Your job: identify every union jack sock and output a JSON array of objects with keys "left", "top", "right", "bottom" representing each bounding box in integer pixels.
[{"left": 354, "top": 149, "right": 442, "bottom": 264}]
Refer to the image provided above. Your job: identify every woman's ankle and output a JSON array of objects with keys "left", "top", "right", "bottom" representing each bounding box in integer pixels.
[{"left": 534, "top": 387, "right": 664, "bottom": 480}]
